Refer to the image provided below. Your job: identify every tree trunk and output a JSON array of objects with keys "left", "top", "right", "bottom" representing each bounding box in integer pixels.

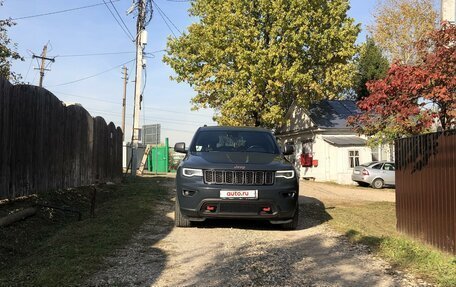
[{"left": 0, "top": 207, "right": 37, "bottom": 227}]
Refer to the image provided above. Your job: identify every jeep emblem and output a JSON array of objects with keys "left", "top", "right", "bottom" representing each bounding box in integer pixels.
[{"left": 234, "top": 165, "right": 246, "bottom": 169}]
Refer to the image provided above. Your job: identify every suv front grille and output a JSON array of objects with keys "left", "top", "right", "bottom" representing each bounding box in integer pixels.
[{"left": 204, "top": 170, "right": 274, "bottom": 185}]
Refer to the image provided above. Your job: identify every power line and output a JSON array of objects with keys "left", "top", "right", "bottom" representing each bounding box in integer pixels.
[
  {"left": 23, "top": 50, "right": 165, "bottom": 59},
  {"left": 53, "top": 91, "right": 120, "bottom": 105},
  {"left": 52, "top": 90, "right": 213, "bottom": 119},
  {"left": 24, "top": 57, "right": 33, "bottom": 83},
  {"left": 143, "top": 106, "right": 213, "bottom": 119},
  {"left": 57, "top": 51, "right": 135, "bottom": 58},
  {"left": 49, "top": 58, "right": 135, "bottom": 87},
  {"left": 102, "top": 0, "right": 135, "bottom": 41},
  {"left": 11, "top": 0, "right": 120, "bottom": 21},
  {"left": 152, "top": 0, "right": 182, "bottom": 37},
  {"left": 89, "top": 108, "right": 208, "bottom": 126},
  {"left": 109, "top": 0, "right": 134, "bottom": 37}
]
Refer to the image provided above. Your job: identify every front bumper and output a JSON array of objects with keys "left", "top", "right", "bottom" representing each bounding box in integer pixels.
[{"left": 176, "top": 177, "right": 298, "bottom": 222}]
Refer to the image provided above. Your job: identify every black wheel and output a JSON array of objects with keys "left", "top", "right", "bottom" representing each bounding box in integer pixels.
[
  {"left": 282, "top": 203, "right": 299, "bottom": 230},
  {"left": 372, "top": 178, "right": 384, "bottom": 189},
  {"left": 357, "top": 181, "right": 370, "bottom": 187},
  {"left": 175, "top": 198, "right": 192, "bottom": 227}
]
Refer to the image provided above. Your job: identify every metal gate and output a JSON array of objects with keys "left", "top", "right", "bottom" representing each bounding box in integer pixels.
[{"left": 395, "top": 130, "right": 456, "bottom": 254}]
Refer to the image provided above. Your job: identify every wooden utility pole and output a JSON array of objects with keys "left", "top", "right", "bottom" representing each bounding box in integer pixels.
[
  {"left": 131, "top": 0, "right": 147, "bottom": 176},
  {"left": 33, "top": 43, "right": 55, "bottom": 87},
  {"left": 121, "top": 66, "right": 128, "bottom": 141}
]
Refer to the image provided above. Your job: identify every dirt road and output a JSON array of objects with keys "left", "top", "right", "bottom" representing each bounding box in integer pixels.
[{"left": 88, "top": 178, "right": 422, "bottom": 287}]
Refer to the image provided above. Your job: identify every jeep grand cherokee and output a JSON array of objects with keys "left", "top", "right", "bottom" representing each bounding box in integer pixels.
[{"left": 174, "top": 126, "right": 299, "bottom": 229}]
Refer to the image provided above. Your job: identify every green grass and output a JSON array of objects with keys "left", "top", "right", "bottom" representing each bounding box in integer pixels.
[
  {"left": 326, "top": 202, "right": 456, "bottom": 286},
  {"left": 0, "top": 176, "right": 172, "bottom": 287}
]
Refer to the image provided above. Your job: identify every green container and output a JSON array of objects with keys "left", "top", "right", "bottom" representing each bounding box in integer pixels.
[{"left": 147, "top": 138, "right": 169, "bottom": 173}]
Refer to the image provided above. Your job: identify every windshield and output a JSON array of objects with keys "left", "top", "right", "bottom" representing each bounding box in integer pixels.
[{"left": 190, "top": 130, "right": 280, "bottom": 154}]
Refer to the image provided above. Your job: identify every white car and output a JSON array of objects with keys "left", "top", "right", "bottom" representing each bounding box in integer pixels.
[{"left": 351, "top": 161, "right": 395, "bottom": 189}]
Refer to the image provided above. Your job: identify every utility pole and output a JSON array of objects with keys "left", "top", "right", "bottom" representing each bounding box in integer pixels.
[
  {"left": 121, "top": 66, "right": 128, "bottom": 142},
  {"left": 33, "top": 43, "right": 55, "bottom": 87},
  {"left": 131, "top": 0, "right": 147, "bottom": 176}
]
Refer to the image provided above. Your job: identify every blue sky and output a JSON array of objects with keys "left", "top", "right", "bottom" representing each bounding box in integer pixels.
[{"left": 2, "top": 0, "right": 386, "bottom": 144}]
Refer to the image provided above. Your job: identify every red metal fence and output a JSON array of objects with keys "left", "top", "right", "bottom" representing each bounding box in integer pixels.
[
  {"left": 395, "top": 130, "right": 456, "bottom": 254},
  {"left": 0, "top": 78, "right": 123, "bottom": 200}
]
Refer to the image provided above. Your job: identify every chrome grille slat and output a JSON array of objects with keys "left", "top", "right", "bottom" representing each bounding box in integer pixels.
[{"left": 203, "top": 170, "right": 274, "bottom": 185}]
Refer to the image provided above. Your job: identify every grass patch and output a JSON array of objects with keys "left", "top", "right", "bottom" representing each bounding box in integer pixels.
[
  {"left": 326, "top": 202, "right": 456, "bottom": 286},
  {"left": 0, "top": 176, "right": 172, "bottom": 287}
]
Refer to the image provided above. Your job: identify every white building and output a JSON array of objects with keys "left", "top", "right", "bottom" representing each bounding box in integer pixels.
[{"left": 276, "top": 100, "right": 391, "bottom": 185}]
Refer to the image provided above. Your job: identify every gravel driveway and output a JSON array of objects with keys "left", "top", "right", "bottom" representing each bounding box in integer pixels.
[{"left": 87, "top": 178, "right": 426, "bottom": 287}]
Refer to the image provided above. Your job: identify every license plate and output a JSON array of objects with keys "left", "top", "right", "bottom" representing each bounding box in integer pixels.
[
  {"left": 220, "top": 190, "right": 258, "bottom": 199},
  {"left": 354, "top": 170, "right": 360, "bottom": 174}
]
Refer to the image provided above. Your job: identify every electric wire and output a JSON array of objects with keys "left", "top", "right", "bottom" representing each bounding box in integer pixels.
[
  {"left": 52, "top": 90, "right": 213, "bottom": 121},
  {"left": 49, "top": 58, "right": 135, "bottom": 87},
  {"left": 24, "top": 57, "right": 33, "bottom": 83},
  {"left": 11, "top": 0, "right": 120, "bottom": 21},
  {"left": 88, "top": 108, "right": 203, "bottom": 127},
  {"left": 102, "top": 0, "right": 135, "bottom": 42},
  {"left": 109, "top": 0, "right": 135, "bottom": 39},
  {"left": 24, "top": 50, "right": 165, "bottom": 59},
  {"left": 151, "top": 1, "right": 182, "bottom": 38},
  {"left": 154, "top": 6, "right": 177, "bottom": 38},
  {"left": 56, "top": 51, "right": 135, "bottom": 58},
  {"left": 153, "top": 1, "right": 182, "bottom": 35}
]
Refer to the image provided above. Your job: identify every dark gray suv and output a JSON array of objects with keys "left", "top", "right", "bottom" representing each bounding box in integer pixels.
[{"left": 174, "top": 126, "right": 299, "bottom": 229}]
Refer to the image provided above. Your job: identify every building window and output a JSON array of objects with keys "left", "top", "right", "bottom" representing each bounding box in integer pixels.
[{"left": 349, "top": 150, "right": 359, "bottom": 168}]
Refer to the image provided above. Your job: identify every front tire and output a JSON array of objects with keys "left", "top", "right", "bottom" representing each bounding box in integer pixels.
[
  {"left": 282, "top": 203, "right": 299, "bottom": 230},
  {"left": 372, "top": 178, "right": 384, "bottom": 189},
  {"left": 175, "top": 198, "right": 192, "bottom": 227}
]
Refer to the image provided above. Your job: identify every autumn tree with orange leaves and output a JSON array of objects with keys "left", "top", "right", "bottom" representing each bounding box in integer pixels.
[{"left": 349, "top": 23, "right": 456, "bottom": 143}]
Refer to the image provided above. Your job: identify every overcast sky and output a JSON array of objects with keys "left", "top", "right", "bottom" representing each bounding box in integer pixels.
[{"left": 1, "top": 0, "right": 402, "bottom": 145}]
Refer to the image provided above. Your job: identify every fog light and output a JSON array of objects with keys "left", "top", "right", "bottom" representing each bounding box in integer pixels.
[{"left": 182, "top": 190, "right": 196, "bottom": 196}]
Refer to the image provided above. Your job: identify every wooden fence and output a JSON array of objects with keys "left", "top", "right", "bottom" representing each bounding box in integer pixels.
[
  {"left": 395, "top": 130, "right": 456, "bottom": 254},
  {"left": 0, "top": 78, "right": 123, "bottom": 200}
]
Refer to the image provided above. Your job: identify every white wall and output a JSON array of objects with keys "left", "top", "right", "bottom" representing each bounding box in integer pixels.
[{"left": 287, "top": 134, "right": 372, "bottom": 185}]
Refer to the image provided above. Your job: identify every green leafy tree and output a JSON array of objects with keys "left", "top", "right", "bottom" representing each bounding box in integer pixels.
[
  {"left": 164, "top": 0, "right": 360, "bottom": 128},
  {"left": 0, "top": 1, "right": 23, "bottom": 82},
  {"left": 354, "top": 37, "right": 389, "bottom": 101}
]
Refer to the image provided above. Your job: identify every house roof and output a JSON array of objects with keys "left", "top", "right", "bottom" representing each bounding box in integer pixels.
[
  {"left": 308, "top": 100, "right": 360, "bottom": 129},
  {"left": 323, "top": 136, "right": 367, "bottom": 146}
]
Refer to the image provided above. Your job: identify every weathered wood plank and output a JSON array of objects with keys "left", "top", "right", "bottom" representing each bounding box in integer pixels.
[{"left": 0, "top": 79, "right": 123, "bottom": 200}]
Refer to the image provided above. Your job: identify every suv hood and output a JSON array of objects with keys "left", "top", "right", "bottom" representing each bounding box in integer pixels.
[{"left": 185, "top": 152, "right": 291, "bottom": 170}]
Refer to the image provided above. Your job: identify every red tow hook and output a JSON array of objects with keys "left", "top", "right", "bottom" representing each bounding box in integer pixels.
[
  {"left": 206, "top": 205, "right": 216, "bottom": 212},
  {"left": 262, "top": 207, "right": 271, "bottom": 212}
]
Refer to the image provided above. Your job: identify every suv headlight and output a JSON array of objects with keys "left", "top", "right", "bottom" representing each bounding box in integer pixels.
[
  {"left": 182, "top": 168, "right": 203, "bottom": 177},
  {"left": 275, "top": 170, "right": 295, "bottom": 179}
]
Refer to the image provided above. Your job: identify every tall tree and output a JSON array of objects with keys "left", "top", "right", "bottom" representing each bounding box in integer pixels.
[
  {"left": 0, "top": 1, "right": 23, "bottom": 82},
  {"left": 349, "top": 23, "right": 456, "bottom": 143},
  {"left": 354, "top": 37, "right": 389, "bottom": 101},
  {"left": 369, "top": 0, "right": 438, "bottom": 65},
  {"left": 164, "top": 0, "right": 360, "bottom": 128}
]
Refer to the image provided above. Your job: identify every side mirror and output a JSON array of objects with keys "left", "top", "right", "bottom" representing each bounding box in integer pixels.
[
  {"left": 174, "top": 142, "right": 187, "bottom": 154},
  {"left": 282, "top": 144, "right": 294, "bottom": 156}
]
